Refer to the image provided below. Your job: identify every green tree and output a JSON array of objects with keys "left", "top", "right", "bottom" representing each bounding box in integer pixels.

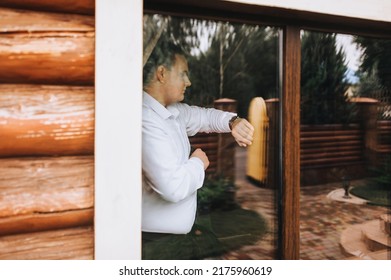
[
  {"left": 225, "top": 25, "right": 278, "bottom": 116},
  {"left": 354, "top": 37, "right": 391, "bottom": 105},
  {"left": 144, "top": 15, "right": 280, "bottom": 117},
  {"left": 143, "top": 14, "right": 205, "bottom": 65},
  {"left": 301, "top": 32, "right": 350, "bottom": 124},
  {"left": 186, "top": 22, "right": 279, "bottom": 117}
]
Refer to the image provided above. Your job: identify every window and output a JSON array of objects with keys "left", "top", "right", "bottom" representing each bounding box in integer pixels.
[
  {"left": 94, "top": 0, "right": 391, "bottom": 260},
  {"left": 142, "top": 14, "right": 281, "bottom": 260},
  {"left": 299, "top": 31, "right": 391, "bottom": 260}
]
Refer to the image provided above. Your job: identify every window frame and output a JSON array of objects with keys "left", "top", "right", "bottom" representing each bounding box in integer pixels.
[{"left": 95, "top": 0, "right": 391, "bottom": 259}]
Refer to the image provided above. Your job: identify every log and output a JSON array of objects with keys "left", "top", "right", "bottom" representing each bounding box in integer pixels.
[
  {"left": 301, "top": 145, "right": 362, "bottom": 155},
  {"left": 0, "top": 84, "right": 94, "bottom": 157},
  {"left": 189, "top": 133, "right": 218, "bottom": 144},
  {"left": 0, "top": 208, "right": 93, "bottom": 236},
  {"left": 301, "top": 123, "right": 360, "bottom": 131},
  {"left": 0, "top": 226, "right": 94, "bottom": 260},
  {"left": 0, "top": 7, "right": 94, "bottom": 32},
  {"left": 0, "top": 8, "right": 94, "bottom": 85},
  {"left": 190, "top": 142, "right": 219, "bottom": 151},
  {"left": 301, "top": 156, "right": 363, "bottom": 166},
  {"left": 214, "top": 99, "right": 237, "bottom": 179},
  {"left": 377, "top": 145, "right": 391, "bottom": 153},
  {"left": 0, "top": 156, "right": 94, "bottom": 218},
  {"left": 300, "top": 134, "right": 362, "bottom": 143},
  {"left": 300, "top": 129, "right": 362, "bottom": 137},
  {"left": 0, "top": 0, "right": 94, "bottom": 15},
  {"left": 378, "top": 120, "right": 391, "bottom": 129},
  {"left": 300, "top": 150, "right": 362, "bottom": 160},
  {"left": 300, "top": 140, "right": 363, "bottom": 149}
]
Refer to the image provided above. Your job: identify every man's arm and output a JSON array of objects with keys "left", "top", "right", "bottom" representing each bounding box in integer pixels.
[
  {"left": 176, "top": 103, "right": 254, "bottom": 146},
  {"left": 230, "top": 117, "right": 254, "bottom": 147},
  {"left": 142, "top": 119, "right": 205, "bottom": 203}
]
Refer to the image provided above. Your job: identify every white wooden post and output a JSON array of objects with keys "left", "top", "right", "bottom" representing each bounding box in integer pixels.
[{"left": 95, "top": 0, "right": 143, "bottom": 259}]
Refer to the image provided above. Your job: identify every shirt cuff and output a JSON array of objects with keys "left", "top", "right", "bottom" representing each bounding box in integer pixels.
[{"left": 188, "top": 157, "right": 205, "bottom": 189}]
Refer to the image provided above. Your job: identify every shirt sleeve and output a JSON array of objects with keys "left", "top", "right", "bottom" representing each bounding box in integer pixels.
[
  {"left": 142, "top": 117, "right": 205, "bottom": 203},
  {"left": 175, "top": 103, "right": 236, "bottom": 136}
]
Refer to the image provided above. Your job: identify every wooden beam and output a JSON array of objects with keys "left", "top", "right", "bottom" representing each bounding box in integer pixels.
[
  {"left": 0, "top": 0, "right": 95, "bottom": 15},
  {"left": 0, "top": 208, "right": 93, "bottom": 236},
  {"left": 281, "top": 26, "right": 301, "bottom": 260},
  {"left": 0, "top": 226, "right": 94, "bottom": 260},
  {"left": 0, "top": 7, "right": 94, "bottom": 32},
  {"left": 0, "top": 84, "right": 94, "bottom": 157},
  {"left": 0, "top": 8, "right": 94, "bottom": 85},
  {"left": 0, "top": 156, "right": 94, "bottom": 219}
]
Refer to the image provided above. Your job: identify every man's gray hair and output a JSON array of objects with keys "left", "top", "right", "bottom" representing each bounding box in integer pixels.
[{"left": 143, "top": 39, "right": 186, "bottom": 87}]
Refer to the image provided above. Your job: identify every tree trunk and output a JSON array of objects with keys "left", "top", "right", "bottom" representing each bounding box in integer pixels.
[
  {"left": 219, "top": 23, "right": 225, "bottom": 99},
  {"left": 0, "top": 8, "right": 94, "bottom": 85},
  {"left": 0, "top": 84, "right": 94, "bottom": 157}
]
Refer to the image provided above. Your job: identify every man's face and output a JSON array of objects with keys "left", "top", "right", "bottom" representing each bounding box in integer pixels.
[{"left": 163, "top": 54, "right": 191, "bottom": 106}]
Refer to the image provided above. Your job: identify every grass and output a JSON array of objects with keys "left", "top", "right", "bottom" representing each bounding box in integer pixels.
[
  {"left": 350, "top": 185, "right": 391, "bottom": 207},
  {"left": 197, "top": 207, "right": 268, "bottom": 251},
  {"left": 143, "top": 207, "right": 268, "bottom": 260}
]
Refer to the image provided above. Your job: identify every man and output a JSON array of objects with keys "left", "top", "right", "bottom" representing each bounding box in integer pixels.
[{"left": 142, "top": 39, "right": 254, "bottom": 258}]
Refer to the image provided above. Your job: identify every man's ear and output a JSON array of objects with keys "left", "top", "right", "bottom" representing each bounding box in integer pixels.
[{"left": 157, "top": 65, "right": 166, "bottom": 84}]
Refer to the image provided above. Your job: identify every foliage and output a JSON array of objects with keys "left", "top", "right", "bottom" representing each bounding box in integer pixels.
[
  {"left": 354, "top": 37, "right": 391, "bottom": 92},
  {"left": 185, "top": 23, "right": 279, "bottom": 117},
  {"left": 143, "top": 208, "right": 268, "bottom": 259},
  {"left": 143, "top": 14, "right": 204, "bottom": 57},
  {"left": 354, "top": 37, "right": 391, "bottom": 114},
  {"left": 143, "top": 14, "right": 279, "bottom": 117},
  {"left": 350, "top": 156, "right": 391, "bottom": 207},
  {"left": 197, "top": 177, "right": 237, "bottom": 213},
  {"left": 197, "top": 208, "right": 268, "bottom": 252},
  {"left": 301, "top": 32, "right": 351, "bottom": 125},
  {"left": 350, "top": 185, "right": 390, "bottom": 207},
  {"left": 372, "top": 156, "right": 391, "bottom": 189}
]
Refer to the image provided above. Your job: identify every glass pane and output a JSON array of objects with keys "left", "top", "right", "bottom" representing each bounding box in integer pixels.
[
  {"left": 300, "top": 31, "right": 391, "bottom": 260},
  {"left": 142, "top": 14, "right": 281, "bottom": 259}
]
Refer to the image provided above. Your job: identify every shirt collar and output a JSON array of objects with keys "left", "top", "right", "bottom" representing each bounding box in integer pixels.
[{"left": 143, "top": 91, "right": 179, "bottom": 119}]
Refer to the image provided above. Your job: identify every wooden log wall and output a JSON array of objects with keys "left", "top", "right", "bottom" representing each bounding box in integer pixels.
[
  {"left": 300, "top": 124, "right": 367, "bottom": 186},
  {"left": 214, "top": 99, "right": 237, "bottom": 180},
  {"left": 0, "top": 2, "right": 95, "bottom": 259},
  {"left": 0, "top": 8, "right": 94, "bottom": 85},
  {"left": 378, "top": 120, "right": 391, "bottom": 153},
  {"left": 265, "top": 99, "right": 371, "bottom": 186},
  {"left": 189, "top": 133, "right": 218, "bottom": 175},
  {"left": 300, "top": 124, "right": 365, "bottom": 168},
  {"left": 0, "top": 84, "right": 94, "bottom": 157}
]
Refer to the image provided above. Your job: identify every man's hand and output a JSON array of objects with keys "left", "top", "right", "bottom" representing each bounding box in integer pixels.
[
  {"left": 231, "top": 118, "right": 254, "bottom": 147},
  {"left": 191, "top": 148, "right": 210, "bottom": 170}
]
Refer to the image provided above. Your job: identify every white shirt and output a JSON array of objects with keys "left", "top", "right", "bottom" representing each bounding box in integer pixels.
[{"left": 142, "top": 92, "right": 235, "bottom": 234}]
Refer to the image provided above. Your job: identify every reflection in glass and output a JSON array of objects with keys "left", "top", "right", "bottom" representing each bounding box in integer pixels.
[
  {"left": 143, "top": 14, "right": 281, "bottom": 259},
  {"left": 300, "top": 31, "right": 391, "bottom": 260}
]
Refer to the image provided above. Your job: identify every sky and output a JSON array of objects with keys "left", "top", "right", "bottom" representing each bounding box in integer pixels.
[
  {"left": 336, "top": 34, "right": 362, "bottom": 71},
  {"left": 336, "top": 34, "right": 363, "bottom": 83}
]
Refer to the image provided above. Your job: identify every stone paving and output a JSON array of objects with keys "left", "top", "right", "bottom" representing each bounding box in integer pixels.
[
  {"left": 300, "top": 182, "right": 387, "bottom": 260},
  {"left": 219, "top": 148, "right": 389, "bottom": 260}
]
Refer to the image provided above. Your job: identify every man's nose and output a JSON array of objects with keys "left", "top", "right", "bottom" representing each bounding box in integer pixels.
[{"left": 185, "top": 77, "right": 191, "bottom": 87}]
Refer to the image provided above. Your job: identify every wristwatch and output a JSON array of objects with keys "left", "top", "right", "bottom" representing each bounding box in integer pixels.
[{"left": 229, "top": 115, "right": 240, "bottom": 130}]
